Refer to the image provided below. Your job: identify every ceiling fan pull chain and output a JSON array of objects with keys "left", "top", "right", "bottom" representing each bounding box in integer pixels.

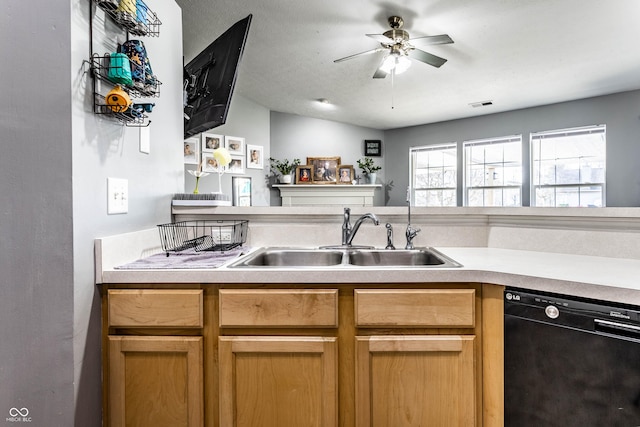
[{"left": 391, "top": 68, "right": 395, "bottom": 109}]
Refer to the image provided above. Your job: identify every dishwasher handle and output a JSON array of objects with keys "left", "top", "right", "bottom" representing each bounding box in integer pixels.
[{"left": 594, "top": 318, "right": 640, "bottom": 340}]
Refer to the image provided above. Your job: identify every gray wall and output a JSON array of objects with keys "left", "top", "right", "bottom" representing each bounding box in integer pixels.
[
  {"left": 384, "top": 90, "right": 640, "bottom": 207},
  {"left": 269, "top": 112, "right": 385, "bottom": 205},
  {"left": 1, "top": 1, "right": 183, "bottom": 426},
  {"left": 183, "top": 94, "right": 271, "bottom": 205}
]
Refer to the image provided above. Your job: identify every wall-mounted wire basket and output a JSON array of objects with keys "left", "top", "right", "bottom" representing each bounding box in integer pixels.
[{"left": 157, "top": 220, "right": 249, "bottom": 255}]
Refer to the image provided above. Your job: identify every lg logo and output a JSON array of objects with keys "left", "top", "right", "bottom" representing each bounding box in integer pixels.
[{"left": 6, "top": 407, "right": 31, "bottom": 423}]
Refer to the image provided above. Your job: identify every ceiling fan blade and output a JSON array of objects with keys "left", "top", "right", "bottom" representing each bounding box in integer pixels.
[
  {"left": 409, "top": 34, "right": 453, "bottom": 46},
  {"left": 408, "top": 48, "right": 447, "bottom": 68},
  {"left": 334, "top": 47, "right": 385, "bottom": 63},
  {"left": 372, "top": 56, "right": 388, "bottom": 79},
  {"left": 366, "top": 33, "right": 393, "bottom": 44}
]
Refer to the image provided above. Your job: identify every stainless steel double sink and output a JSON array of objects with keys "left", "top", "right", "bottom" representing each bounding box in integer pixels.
[{"left": 227, "top": 247, "right": 461, "bottom": 268}]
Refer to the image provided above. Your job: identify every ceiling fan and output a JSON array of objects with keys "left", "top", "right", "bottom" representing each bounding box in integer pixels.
[{"left": 334, "top": 16, "right": 453, "bottom": 78}]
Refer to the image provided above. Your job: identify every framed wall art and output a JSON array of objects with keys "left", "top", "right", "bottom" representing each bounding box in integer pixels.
[
  {"left": 201, "top": 133, "right": 223, "bottom": 152},
  {"left": 295, "top": 165, "right": 314, "bottom": 184},
  {"left": 337, "top": 165, "right": 355, "bottom": 184},
  {"left": 364, "top": 140, "right": 382, "bottom": 157},
  {"left": 202, "top": 152, "right": 220, "bottom": 172},
  {"left": 225, "top": 136, "right": 245, "bottom": 155},
  {"left": 228, "top": 157, "right": 245, "bottom": 174},
  {"left": 183, "top": 137, "right": 199, "bottom": 164},
  {"left": 307, "top": 156, "right": 340, "bottom": 183},
  {"left": 246, "top": 144, "right": 264, "bottom": 169}
]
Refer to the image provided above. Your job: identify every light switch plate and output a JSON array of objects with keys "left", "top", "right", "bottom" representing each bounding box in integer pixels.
[{"left": 107, "top": 177, "right": 128, "bottom": 214}]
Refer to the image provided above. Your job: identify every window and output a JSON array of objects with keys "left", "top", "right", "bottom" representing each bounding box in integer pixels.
[
  {"left": 531, "top": 125, "right": 606, "bottom": 207},
  {"left": 410, "top": 144, "right": 457, "bottom": 206},
  {"left": 464, "top": 135, "right": 522, "bottom": 206}
]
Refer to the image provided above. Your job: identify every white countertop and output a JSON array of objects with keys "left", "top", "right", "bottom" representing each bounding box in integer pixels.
[{"left": 98, "top": 245, "right": 640, "bottom": 306}]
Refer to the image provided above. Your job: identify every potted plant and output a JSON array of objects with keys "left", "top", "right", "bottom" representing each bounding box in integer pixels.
[
  {"left": 357, "top": 157, "right": 382, "bottom": 184},
  {"left": 269, "top": 157, "right": 301, "bottom": 184}
]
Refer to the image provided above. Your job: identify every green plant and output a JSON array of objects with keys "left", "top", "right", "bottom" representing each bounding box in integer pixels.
[
  {"left": 357, "top": 157, "right": 382, "bottom": 174},
  {"left": 269, "top": 157, "right": 301, "bottom": 175}
]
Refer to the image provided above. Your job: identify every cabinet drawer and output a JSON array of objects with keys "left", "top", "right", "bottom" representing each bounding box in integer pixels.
[
  {"left": 108, "top": 289, "right": 203, "bottom": 328},
  {"left": 219, "top": 289, "right": 338, "bottom": 327},
  {"left": 355, "top": 289, "right": 475, "bottom": 328}
]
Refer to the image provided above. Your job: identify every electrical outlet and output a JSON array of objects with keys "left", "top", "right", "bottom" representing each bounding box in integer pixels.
[
  {"left": 107, "top": 178, "right": 128, "bottom": 214},
  {"left": 219, "top": 232, "right": 232, "bottom": 242}
]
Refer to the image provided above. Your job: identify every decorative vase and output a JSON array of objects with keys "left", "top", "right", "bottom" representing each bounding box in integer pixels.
[
  {"left": 193, "top": 176, "right": 201, "bottom": 194},
  {"left": 280, "top": 174, "right": 292, "bottom": 184},
  {"left": 365, "top": 173, "right": 377, "bottom": 184}
]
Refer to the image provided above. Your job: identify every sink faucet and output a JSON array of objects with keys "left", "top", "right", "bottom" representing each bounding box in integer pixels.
[
  {"left": 405, "top": 188, "right": 421, "bottom": 249},
  {"left": 342, "top": 207, "right": 380, "bottom": 246}
]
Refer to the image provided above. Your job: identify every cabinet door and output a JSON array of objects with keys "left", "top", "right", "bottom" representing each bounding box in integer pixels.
[
  {"left": 108, "top": 336, "right": 203, "bottom": 427},
  {"left": 356, "top": 335, "right": 475, "bottom": 427},
  {"left": 219, "top": 336, "right": 338, "bottom": 427}
]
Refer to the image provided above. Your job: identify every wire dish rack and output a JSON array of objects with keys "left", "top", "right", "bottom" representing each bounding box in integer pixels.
[{"left": 157, "top": 220, "right": 248, "bottom": 255}]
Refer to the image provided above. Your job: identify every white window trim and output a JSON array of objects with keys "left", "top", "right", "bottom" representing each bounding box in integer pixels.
[
  {"left": 463, "top": 135, "right": 522, "bottom": 207},
  {"left": 530, "top": 125, "right": 606, "bottom": 207},
  {"left": 409, "top": 143, "right": 457, "bottom": 207}
]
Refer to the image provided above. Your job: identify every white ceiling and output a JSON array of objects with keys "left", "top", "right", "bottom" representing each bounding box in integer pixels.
[{"left": 175, "top": 0, "right": 640, "bottom": 130}]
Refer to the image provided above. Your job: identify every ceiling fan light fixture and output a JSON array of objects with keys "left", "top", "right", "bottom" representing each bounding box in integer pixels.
[{"left": 380, "top": 54, "right": 411, "bottom": 75}]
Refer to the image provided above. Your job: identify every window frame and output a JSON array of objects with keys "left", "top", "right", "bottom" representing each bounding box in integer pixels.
[
  {"left": 530, "top": 125, "right": 606, "bottom": 207},
  {"left": 409, "top": 143, "right": 458, "bottom": 207},
  {"left": 463, "top": 135, "right": 523, "bottom": 207}
]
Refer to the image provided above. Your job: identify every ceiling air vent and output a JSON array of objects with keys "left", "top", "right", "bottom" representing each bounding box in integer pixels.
[{"left": 469, "top": 100, "right": 493, "bottom": 108}]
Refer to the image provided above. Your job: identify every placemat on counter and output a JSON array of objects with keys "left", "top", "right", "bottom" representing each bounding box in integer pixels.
[{"left": 115, "top": 247, "right": 249, "bottom": 269}]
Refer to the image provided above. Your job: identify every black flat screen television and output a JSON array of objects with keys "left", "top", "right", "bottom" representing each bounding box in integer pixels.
[{"left": 183, "top": 14, "right": 252, "bottom": 138}]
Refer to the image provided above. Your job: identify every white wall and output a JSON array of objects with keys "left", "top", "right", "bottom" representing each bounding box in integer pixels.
[
  {"left": 384, "top": 90, "right": 640, "bottom": 207},
  {"left": 269, "top": 111, "right": 386, "bottom": 205},
  {"left": 72, "top": 1, "right": 184, "bottom": 425},
  {"left": 0, "top": 1, "right": 184, "bottom": 426},
  {"left": 1, "top": 1, "right": 74, "bottom": 425},
  {"left": 183, "top": 94, "right": 271, "bottom": 205}
]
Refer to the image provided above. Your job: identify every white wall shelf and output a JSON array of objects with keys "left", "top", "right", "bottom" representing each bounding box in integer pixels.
[{"left": 273, "top": 184, "right": 381, "bottom": 206}]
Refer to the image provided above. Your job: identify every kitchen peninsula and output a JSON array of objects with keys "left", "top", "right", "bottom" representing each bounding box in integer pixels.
[{"left": 96, "top": 207, "right": 640, "bottom": 427}]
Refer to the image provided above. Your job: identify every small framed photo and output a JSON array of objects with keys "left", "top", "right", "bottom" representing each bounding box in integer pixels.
[
  {"left": 364, "top": 140, "right": 382, "bottom": 157},
  {"left": 232, "top": 177, "right": 252, "bottom": 206},
  {"left": 307, "top": 156, "right": 341, "bottom": 184},
  {"left": 295, "top": 165, "right": 314, "bottom": 184},
  {"left": 225, "top": 136, "right": 245, "bottom": 155},
  {"left": 246, "top": 144, "right": 264, "bottom": 169},
  {"left": 184, "top": 137, "right": 199, "bottom": 164},
  {"left": 337, "top": 165, "right": 355, "bottom": 184},
  {"left": 228, "top": 156, "right": 245, "bottom": 174},
  {"left": 202, "top": 152, "right": 220, "bottom": 172},
  {"left": 201, "top": 133, "right": 223, "bottom": 153}
]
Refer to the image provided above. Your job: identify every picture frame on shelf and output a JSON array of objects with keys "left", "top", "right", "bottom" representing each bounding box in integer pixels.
[
  {"left": 295, "top": 165, "right": 314, "bottom": 184},
  {"left": 364, "top": 140, "right": 382, "bottom": 157},
  {"left": 202, "top": 152, "right": 220, "bottom": 172},
  {"left": 307, "top": 156, "right": 340, "bottom": 184},
  {"left": 337, "top": 165, "right": 355, "bottom": 184},
  {"left": 184, "top": 137, "right": 199, "bottom": 164},
  {"left": 246, "top": 144, "right": 264, "bottom": 169},
  {"left": 232, "top": 177, "right": 252, "bottom": 206},
  {"left": 228, "top": 156, "right": 245, "bottom": 174},
  {"left": 225, "top": 136, "right": 245, "bottom": 155},
  {"left": 201, "top": 133, "right": 223, "bottom": 153}
]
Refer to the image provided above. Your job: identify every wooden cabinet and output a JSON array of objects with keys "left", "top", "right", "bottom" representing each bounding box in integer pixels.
[
  {"left": 218, "top": 336, "right": 337, "bottom": 427},
  {"left": 101, "top": 284, "right": 503, "bottom": 427},
  {"left": 108, "top": 336, "right": 203, "bottom": 427},
  {"left": 355, "top": 335, "right": 475, "bottom": 426},
  {"left": 104, "top": 289, "right": 204, "bottom": 427},
  {"left": 355, "top": 288, "right": 479, "bottom": 427},
  {"left": 218, "top": 289, "right": 339, "bottom": 427}
]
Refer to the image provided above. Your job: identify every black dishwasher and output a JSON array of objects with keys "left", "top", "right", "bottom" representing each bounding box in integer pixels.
[{"left": 504, "top": 288, "right": 640, "bottom": 426}]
